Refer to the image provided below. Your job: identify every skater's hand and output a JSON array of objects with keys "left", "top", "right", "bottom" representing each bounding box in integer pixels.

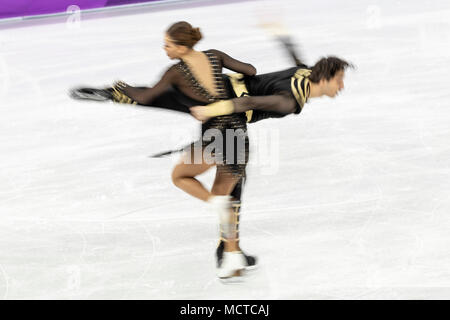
[
  {"left": 111, "top": 81, "right": 136, "bottom": 104},
  {"left": 112, "top": 80, "right": 128, "bottom": 92},
  {"left": 190, "top": 106, "right": 211, "bottom": 122}
]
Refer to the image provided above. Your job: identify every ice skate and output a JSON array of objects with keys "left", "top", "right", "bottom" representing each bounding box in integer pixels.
[
  {"left": 215, "top": 198, "right": 258, "bottom": 272},
  {"left": 69, "top": 87, "right": 114, "bottom": 102},
  {"left": 216, "top": 240, "right": 258, "bottom": 271},
  {"left": 209, "top": 196, "right": 248, "bottom": 281},
  {"left": 216, "top": 251, "right": 247, "bottom": 281}
]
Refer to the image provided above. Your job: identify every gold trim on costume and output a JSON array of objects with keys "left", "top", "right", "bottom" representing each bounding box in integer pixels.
[
  {"left": 245, "top": 110, "right": 253, "bottom": 122},
  {"left": 228, "top": 73, "right": 254, "bottom": 123},
  {"left": 228, "top": 73, "right": 247, "bottom": 97},
  {"left": 290, "top": 68, "right": 311, "bottom": 110},
  {"left": 111, "top": 87, "right": 137, "bottom": 105}
]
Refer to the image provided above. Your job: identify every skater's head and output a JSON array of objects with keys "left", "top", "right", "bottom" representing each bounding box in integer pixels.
[
  {"left": 309, "top": 56, "right": 353, "bottom": 97},
  {"left": 164, "top": 21, "right": 202, "bottom": 59}
]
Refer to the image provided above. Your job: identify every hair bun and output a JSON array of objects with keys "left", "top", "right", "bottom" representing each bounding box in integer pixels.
[
  {"left": 191, "top": 27, "right": 202, "bottom": 42},
  {"left": 167, "top": 21, "right": 203, "bottom": 48}
]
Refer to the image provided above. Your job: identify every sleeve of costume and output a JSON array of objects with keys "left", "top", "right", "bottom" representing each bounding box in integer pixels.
[
  {"left": 120, "top": 66, "right": 177, "bottom": 105},
  {"left": 210, "top": 49, "right": 257, "bottom": 76},
  {"left": 233, "top": 94, "right": 297, "bottom": 115},
  {"left": 203, "top": 94, "right": 298, "bottom": 119}
]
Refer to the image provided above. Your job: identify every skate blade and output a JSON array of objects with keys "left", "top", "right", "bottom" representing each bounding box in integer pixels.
[
  {"left": 219, "top": 277, "right": 245, "bottom": 284},
  {"left": 217, "top": 269, "right": 246, "bottom": 284},
  {"left": 218, "top": 274, "right": 246, "bottom": 284},
  {"left": 69, "top": 89, "right": 110, "bottom": 102},
  {"left": 244, "top": 264, "right": 258, "bottom": 272}
]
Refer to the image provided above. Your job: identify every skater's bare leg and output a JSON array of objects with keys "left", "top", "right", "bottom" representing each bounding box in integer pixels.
[{"left": 171, "top": 152, "right": 215, "bottom": 202}]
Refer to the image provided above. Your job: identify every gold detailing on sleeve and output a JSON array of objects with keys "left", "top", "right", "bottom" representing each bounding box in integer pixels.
[
  {"left": 290, "top": 68, "right": 311, "bottom": 110},
  {"left": 294, "top": 68, "right": 311, "bottom": 78},
  {"left": 290, "top": 77, "right": 302, "bottom": 108},
  {"left": 111, "top": 82, "right": 137, "bottom": 105}
]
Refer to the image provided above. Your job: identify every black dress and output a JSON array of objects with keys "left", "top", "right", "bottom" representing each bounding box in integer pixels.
[{"left": 174, "top": 51, "right": 249, "bottom": 177}]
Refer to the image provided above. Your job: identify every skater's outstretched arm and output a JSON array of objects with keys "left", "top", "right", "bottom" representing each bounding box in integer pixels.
[
  {"left": 260, "top": 23, "right": 306, "bottom": 67},
  {"left": 232, "top": 94, "right": 297, "bottom": 114},
  {"left": 117, "top": 66, "right": 178, "bottom": 105},
  {"left": 115, "top": 51, "right": 256, "bottom": 106},
  {"left": 277, "top": 35, "right": 306, "bottom": 68},
  {"left": 121, "top": 49, "right": 257, "bottom": 107},
  {"left": 209, "top": 49, "right": 257, "bottom": 76},
  {"left": 191, "top": 93, "right": 298, "bottom": 121},
  {"left": 73, "top": 50, "right": 257, "bottom": 113}
]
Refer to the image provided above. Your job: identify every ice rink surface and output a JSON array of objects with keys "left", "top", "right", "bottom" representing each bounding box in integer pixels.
[{"left": 1, "top": 0, "right": 450, "bottom": 299}]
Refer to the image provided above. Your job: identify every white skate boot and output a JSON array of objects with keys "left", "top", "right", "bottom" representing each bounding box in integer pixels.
[
  {"left": 216, "top": 251, "right": 247, "bottom": 280},
  {"left": 209, "top": 196, "right": 246, "bottom": 280}
]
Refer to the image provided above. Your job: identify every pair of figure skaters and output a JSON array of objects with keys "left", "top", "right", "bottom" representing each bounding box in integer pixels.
[{"left": 71, "top": 21, "right": 352, "bottom": 280}]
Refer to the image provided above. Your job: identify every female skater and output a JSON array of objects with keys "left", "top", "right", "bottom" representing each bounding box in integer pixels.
[{"left": 73, "top": 21, "right": 257, "bottom": 279}]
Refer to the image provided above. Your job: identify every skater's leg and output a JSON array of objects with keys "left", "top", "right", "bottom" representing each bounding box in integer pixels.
[
  {"left": 229, "top": 176, "right": 244, "bottom": 247},
  {"left": 211, "top": 170, "right": 241, "bottom": 253},
  {"left": 171, "top": 152, "right": 215, "bottom": 202},
  {"left": 209, "top": 170, "right": 248, "bottom": 278}
]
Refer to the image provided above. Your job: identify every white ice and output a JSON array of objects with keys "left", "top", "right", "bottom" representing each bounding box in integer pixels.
[{"left": 1, "top": 0, "right": 450, "bottom": 299}]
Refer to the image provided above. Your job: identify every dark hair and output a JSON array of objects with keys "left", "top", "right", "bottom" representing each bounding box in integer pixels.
[
  {"left": 309, "top": 56, "right": 354, "bottom": 83},
  {"left": 166, "top": 21, "right": 202, "bottom": 48}
]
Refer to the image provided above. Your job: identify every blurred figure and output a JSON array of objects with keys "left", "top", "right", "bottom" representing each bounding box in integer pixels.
[
  {"left": 71, "top": 21, "right": 258, "bottom": 280},
  {"left": 190, "top": 56, "right": 352, "bottom": 121}
]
